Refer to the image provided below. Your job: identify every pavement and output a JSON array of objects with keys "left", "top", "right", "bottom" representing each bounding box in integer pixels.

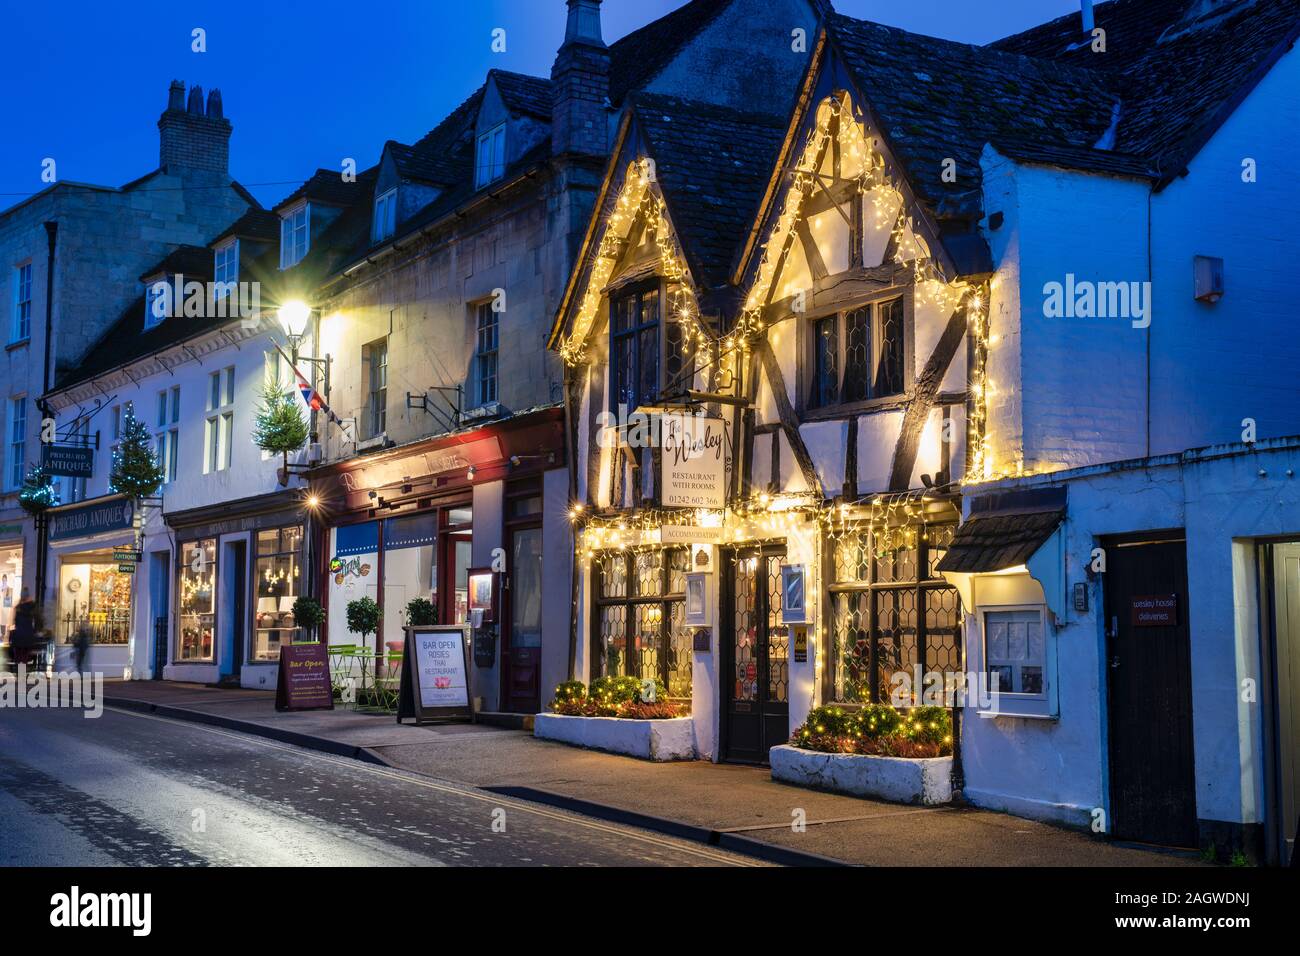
[{"left": 100, "top": 679, "right": 1203, "bottom": 868}]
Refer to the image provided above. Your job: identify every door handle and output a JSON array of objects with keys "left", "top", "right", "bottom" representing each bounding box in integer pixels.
[{"left": 1110, "top": 656, "right": 1121, "bottom": 669}]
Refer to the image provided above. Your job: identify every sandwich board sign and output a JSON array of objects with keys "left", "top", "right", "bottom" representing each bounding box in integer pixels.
[
  {"left": 397, "top": 625, "right": 473, "bottom": 724},
  {"left": 275, "top": 642, "right": 334, "bottom": 712}
]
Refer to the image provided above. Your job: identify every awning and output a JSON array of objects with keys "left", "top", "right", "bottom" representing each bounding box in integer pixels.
[{"left": 936, "top": 487, "right": 1065, "bottom": 574}]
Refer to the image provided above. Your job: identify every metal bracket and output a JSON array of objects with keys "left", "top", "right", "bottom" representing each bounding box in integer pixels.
[{"left": 406, "top": 385, "right": 463, "bottom": 433}]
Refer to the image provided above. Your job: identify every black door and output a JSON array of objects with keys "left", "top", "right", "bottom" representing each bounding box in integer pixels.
[
  {"left": 501, "top": 524, "right": 543, "bottom": 714},
  {"left": 723, "top": 547, "right": 789, "bottom": 763},
  {"left": 1104, "top": 535, "right": 1197, "bottom": 847}
]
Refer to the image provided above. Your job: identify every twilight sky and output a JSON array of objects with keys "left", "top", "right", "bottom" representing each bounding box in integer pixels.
[{"left": 1, "top": 0, "right": 1082, "bottom": 208}]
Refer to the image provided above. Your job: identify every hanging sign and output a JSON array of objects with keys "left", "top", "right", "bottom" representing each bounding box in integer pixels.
[
  {"left": 1131, "top": 594, "right": 1178, "bottom": 627},
  {"left": 793, "top": 625, "right": 809, "bottom": 663},
  {"left": 275, "top": 642, "right": 335, "bottom": 712},
  {"left": 41, "top": 444, "right": 94, "bottom": 478},
  {"left": 47, "top": 496, "right": 134, "bottom": 542},
  {"left": 660, "top": 414, "right": 729, "bottom": 509},
  {"left": 397, "top": 625, "right": 472, "bottom": 723}
]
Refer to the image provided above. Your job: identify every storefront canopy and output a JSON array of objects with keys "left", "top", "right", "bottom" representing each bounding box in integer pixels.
[{"left": 936, "top": 487, "right": 1066, "bottom": 574}]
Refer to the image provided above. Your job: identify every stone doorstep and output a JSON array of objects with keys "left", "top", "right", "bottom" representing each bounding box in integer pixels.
[
  {"left": 769, "top": 744, "right": 954, "bottom": 806},
  {"left": 533, "top": 713, "right": 696, "bottom": 761}
]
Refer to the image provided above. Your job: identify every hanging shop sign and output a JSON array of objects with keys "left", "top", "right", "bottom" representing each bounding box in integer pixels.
[
  {"left": 41, "top": 444, "right": 95, "bottom": 478},
  {"left": 398, "top": 625, "right": 472, "bottom": 723},
  {"left": 274, "top": 642, "right": 334, "bottom": 712},
  {"left": 1131, "top": 593, "right": 1178, "bottom": 627},
  {"left": 47, "top": 496, "right": 134, "bottom": 542},
  {"left": 660, "top": 414, "right": 729, "bottom": 509}
]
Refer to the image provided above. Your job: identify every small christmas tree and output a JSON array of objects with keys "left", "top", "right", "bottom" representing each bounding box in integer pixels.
[
  {"left": 109, "top": 406, "right": 165, "bottom": 499},
  {"left": 18, "top": 465, "right": 59, "bottom": 515},
  {"left": 252, "top": 379, "right": 309, "bottom": 479}
]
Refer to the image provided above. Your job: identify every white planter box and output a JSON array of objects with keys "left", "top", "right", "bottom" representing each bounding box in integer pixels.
[
  {"left": 534, "top": 713, "right": 696, "bottom": 761},
  {"left": 769, "top": 744, "right": 953, "bottom": 805}
]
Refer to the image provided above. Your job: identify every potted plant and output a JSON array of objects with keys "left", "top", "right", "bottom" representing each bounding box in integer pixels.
[
  {"left": 345, "top": 596, "right": 381, "bottom": 647},
  {"left": 291, "top": 596, "right": 326, "bottom": 642},
  {"left": 404, "top": 597, "right": 437, "bottom": 627},
  {"left": 533, "top": 677, "right": 696, "bottom": 761},
  {"left": 251, "top": 379, "right": 309, "bottom": 485}
]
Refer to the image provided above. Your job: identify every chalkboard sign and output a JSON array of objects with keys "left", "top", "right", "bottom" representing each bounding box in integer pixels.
[
  {"left": 397, "top": 625, "right": 473, "bottom": 724},
  {"left": 473, "top": 629, "right": 496, "bottom": 667},
  {"left": 275, "top": 642, "right": 334, "bottom": 712}
]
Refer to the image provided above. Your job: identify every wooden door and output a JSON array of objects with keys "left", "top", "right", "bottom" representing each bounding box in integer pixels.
[
  {"left": 501, "top": 525, "right": 543, "bottom": 714},
  {"left": 1103, "top": 536, "right": 1197, "bottom": 847},
  {"left": 723, "top": 547, "right": 789, "bottom": 763}
]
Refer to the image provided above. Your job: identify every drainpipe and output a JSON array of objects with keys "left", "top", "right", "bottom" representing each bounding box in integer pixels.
[
  {"left": 34, "top": 222, "right": 57, "bottom": 612},
  {"left": 1081, "top": 0, "right": 1095, "bottom": 35}
]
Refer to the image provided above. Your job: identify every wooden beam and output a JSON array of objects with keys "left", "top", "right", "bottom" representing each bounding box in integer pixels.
[
  {"left": 754, "top": 338, "right": 820, "bottom": 492},
  {"left": 794, "top": 218, "right": 829, "bottom": 282},
  {"left": 888, "top": 305, "right": 968, "bottom": 491}
]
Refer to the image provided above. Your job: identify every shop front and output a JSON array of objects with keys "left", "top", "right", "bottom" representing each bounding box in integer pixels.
[
  {"left": 0, "top": 522, "right": 26, "bottom": 644},
  {"left": 310, "top": 406, "right": 570, "bottom": 714},
  {"left": 574, "top": 493, "right": 962, "bottom": 763},
  {"left": 44, "top": 494, "right": 137, "bottom": 677},
  {"left": 164, "top": 491, "right": 314, "bottom": 688}
]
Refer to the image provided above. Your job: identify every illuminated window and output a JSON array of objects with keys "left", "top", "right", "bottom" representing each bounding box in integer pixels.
[{"left": 807, "top": 296, "right": 904, "bottom": 409}]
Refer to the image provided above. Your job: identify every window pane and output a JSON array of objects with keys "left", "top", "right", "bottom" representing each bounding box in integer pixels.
[
  {"left": 875, "top": 297, "right": 904, "bottom": 395},
  {"left": 637, "top": 326, "right": 658, "bottom": 406},
  {"left": 842, "top": 307, "right": 871, "bottom": 402},
  {"left": 811, "top": 315, "right": 838, "bottom": 408},
  {"left": 178, "top": 539, "right": 217, "bottom": 662}
]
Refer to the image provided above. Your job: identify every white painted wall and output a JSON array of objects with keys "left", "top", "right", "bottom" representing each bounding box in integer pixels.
[{"left": 957, "top": 437, "right": 1300, "bottom": 834}]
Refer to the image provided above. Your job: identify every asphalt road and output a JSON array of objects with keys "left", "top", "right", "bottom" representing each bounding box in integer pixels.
[{"left": 0, "top": 706, "right": 758, "bottom": 867}]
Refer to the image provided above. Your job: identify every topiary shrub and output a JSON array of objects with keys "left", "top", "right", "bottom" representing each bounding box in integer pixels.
[
  {"left": 291, "top": 597, "right": 326, "bottom": 640},
  {"left": 404, "top": 597, "right": 437, "bottom": 627},
  {"left": 346, "top": 597, "right": 381, "bottom": 643}
]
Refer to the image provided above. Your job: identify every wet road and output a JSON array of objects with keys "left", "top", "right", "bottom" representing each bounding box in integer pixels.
[{"left": 0, "top": 706, "right": 757, "bottom": 867}]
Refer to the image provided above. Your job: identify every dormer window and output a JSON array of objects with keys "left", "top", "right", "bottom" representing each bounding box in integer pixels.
[
  {"left": 144, "top": 279, "right": 168, "bottom": 330},
  {"left": 213, "top": 238, "right": 239, "bottom": 293},
  {"left": 475, "top": 124, "right": 506, "bottom": 189},
  {"left": 280, "top": 203, "right": 310, "bottom": 269},
  {"left": 372, "top": 189, "right": 397, "bottom": 242}
]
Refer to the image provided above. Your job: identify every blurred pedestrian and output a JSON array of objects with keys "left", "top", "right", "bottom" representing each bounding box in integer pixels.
[
  {"left": 73, "top": 620, "right": 91, "bottom": 674},
  {"left": 10, "top": 588, "right": 40, "bottom": 672}
]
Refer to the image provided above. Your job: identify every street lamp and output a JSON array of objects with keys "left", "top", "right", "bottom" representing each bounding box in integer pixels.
[{"left": 277, "top": 299, "right": 312, "bottom": 353}]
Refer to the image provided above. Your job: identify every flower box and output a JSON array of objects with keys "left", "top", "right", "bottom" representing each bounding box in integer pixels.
[
  {"left": 769, "top": 744, "right": 953, "bottom": 805},
  {"left": 533, "top": 713, "right": 695, "bottom": 761}
]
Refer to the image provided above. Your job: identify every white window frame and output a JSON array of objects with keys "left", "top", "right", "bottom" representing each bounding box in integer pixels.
[
  {"left": 372, "top": 188, "right": 397, "bottom": 242},
  {"left": 280, "top": 203, "right": 310, "bottom": 269},
  {"left": 474, "top": 300, "right": 499, "bottom": 406},
  {"left": 7, "top": 396, "right": 26, "bottom": 491},
  {"left": 976, "top": 604, "right": 1057, "bottom": 719},
  {"left": 204, "top": 368, "right": 234, "bottom": 474},
  {"left": 156, "top": 386, "right": 180, "bottom": 484},
  {"left": 365, "top": 338, "right": 388, "bottom": 439},
  {"left": 144, "top": 278, "right": 168, "bottom": 330},
  {"left": 475, "top": 124, "right": 506, "bottom": 189},
  {"left": 11, "top": 261, "right": 32, "bottom": 343},
  {"left": 213, "top": 238, "right": 239, "bottom": 293}
]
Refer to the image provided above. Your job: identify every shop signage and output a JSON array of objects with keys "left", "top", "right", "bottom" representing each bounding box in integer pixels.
[
  {"left": 659, "top": 525, "right": 721, "bottom": 544},
  {"left": 0, "top": 524, "right": 23, "bottom": 537},
  {"left": 40, "top": 443, "right": 95, "bottom": 478},
  {"left": 48, "top": 496, "right": 134, "bottom": 542},
  {"left": 1131, "top": 593, "right": 1178, "bottom": 627},
  {"left": 113, "top": 550, "right": 142, "bottom": 563},
  {"left": 117, "top": 564, "right": 136, "bottom": 574},
  {"left": 473, "top": 629, "right": 496, "bottom": 667},
  {"left": 274, "top": 642, "right": 334, "bottom": 712},
  {"left": 660, "top": 414, "right": 729, "bottom": 509},
  {"left": 398, "top": 625, "right": 472, "bottom": 723},
  {"left": 793, "top": 625, "right": 809, "bottom": 663}
]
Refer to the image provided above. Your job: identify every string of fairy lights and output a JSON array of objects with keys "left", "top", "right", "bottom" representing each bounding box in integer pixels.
[{"left": 560, "top": 90, "right": 1011, "bottom": 571}]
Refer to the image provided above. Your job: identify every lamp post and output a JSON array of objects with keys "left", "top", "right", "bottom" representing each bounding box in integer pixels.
[{"left": 276, "top": 301, "right": 331, "bottom": 615}]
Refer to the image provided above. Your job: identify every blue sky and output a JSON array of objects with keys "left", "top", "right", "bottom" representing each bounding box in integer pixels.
[{"left": 1, "top": 0, "right": 1082, "bottom": 208}]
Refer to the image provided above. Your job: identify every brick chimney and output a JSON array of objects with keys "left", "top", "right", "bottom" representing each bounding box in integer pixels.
[
  {"left": 158, "top": 80, "right": 232, "bottom": 173},
  {"left": 551, "top": 0, "right": 610, "bottom": 158}
]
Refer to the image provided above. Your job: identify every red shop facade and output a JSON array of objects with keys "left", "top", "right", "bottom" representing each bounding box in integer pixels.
[{"left": 308, "top": 406, "right": 571, "bottom": 714}]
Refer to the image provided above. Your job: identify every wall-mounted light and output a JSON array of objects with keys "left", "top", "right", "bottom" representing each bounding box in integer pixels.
[
  {"left": 1194, "top": 255, "right": 1224, "bottom": 304},
  {"left": 277, "top": 300, "right": 312, "bottom": 340}
]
